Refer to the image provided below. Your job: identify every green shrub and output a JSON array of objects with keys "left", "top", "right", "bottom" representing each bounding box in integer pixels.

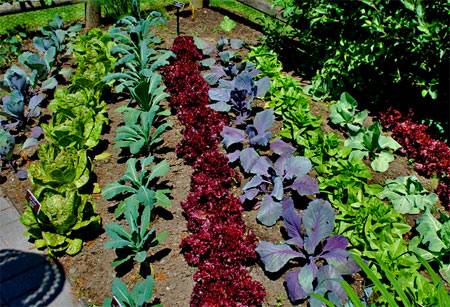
[{"left": 266, "top": 0, "right": 449, "bottom": 106}]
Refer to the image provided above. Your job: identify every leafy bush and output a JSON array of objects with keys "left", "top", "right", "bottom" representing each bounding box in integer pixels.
[{"left": 267, "top": 0, "right": 450, "bottom": 105}]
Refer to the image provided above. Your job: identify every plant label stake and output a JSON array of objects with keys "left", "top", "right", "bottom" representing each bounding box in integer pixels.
[
  {"left": 111, "top": 296, "right": 124, "bottom": 307},
  {"left": 174, "top": 1, "right": 185, "bottom": 35},
  {"left": 26, "top": 189, "right": 41, "bottom": 214}
]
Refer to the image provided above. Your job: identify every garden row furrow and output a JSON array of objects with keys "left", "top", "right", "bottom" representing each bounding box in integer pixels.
[{"left": 161, "top": 36, "right": 265, "bottom": 306}]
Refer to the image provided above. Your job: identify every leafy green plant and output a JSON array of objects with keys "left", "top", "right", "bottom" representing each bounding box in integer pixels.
[
  {"left": 114, "top": 107, "right": 171, "bottom": 155},
  {"left": 103, "top": 276, "right": 160, "bottom": 307},
  {"left": 344, "top": 122, "right": 401, "bottom": 172},
  {"left": 104, "top": 14, "right": 172, "bottom": 92},
  {"left": 220, "top": 16, "right": 236, "bottom": 32},
  {"left": 105, "top": 204, "right": 168, "bottom": 267},
  {"left": 102, "top": 156, "right": 171, "bottom": 217},
  {"left": 129, "top": 74, "right": 170, "bottom": 112},
  {"left": 0, "top": 30, "right": 25, "bottom": 70},
  {"left": 379, "top": 176, "right": 438, "bottom": 214},
  {"left": 20, "top": 188, "right": 101, "bottom": 256},
  {"left": 329, "top": 92, "right": 367, "bottom": 134},
  {"left": 409, "top": 209, "right": 450, "bottom": 283},
  {"left": 28, "top": 144, "right": 90, "bottom": 192}
]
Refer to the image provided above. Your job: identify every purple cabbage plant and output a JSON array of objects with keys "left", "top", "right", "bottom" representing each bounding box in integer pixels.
[
  {"left": 195, "top": 36, "right": 244, "bottom": 66},
  {"left": 256, "top": 199, "right": 359, "bottom": 306},
  {"left": 221, "top": 109, "right": 318, "bottom": 226},
  {"left": 208, "top": 66, "right": 270, "bottom": 124},
  {"left": 239, "top": 146, "right": 318, "bottom": 226}
]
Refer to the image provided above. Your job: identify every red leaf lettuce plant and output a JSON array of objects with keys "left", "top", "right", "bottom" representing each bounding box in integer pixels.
[{"left": 161, "top": 35, "right": 265, "bottom": 306}]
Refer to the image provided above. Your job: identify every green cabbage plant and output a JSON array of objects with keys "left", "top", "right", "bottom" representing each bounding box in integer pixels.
[{"left": 20, "top": 188, "right": 101, "bottom": 256}]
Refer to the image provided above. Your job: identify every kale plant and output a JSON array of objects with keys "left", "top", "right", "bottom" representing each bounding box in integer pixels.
[
  {"left": 103, "top": 276, "right": 160, "bottom": 307},
  {"left": 102, "top": 156, "right": 171, "bottom": 217},
  {"left": 256, "top": 199, "right": 359, "bottom": 305},
  {"left": 114, "top": 107, "right": 171, "bottom": 155},
  {"left": 105, "top": 204, "right": 168, "bottom": 267}
]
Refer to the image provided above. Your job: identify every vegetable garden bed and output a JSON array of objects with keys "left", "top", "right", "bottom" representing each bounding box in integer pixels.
[{"left": 1, "top": 5, "right": 449, "bottom": 307}]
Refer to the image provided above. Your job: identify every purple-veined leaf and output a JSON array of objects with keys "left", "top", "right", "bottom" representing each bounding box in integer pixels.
[
  {"left": 321, "top": 247, "right": 359, "bottom": 275},
  {"left": 271, "top": 177, "right": 284, "bottom": 201},
  {"left": 285, "top": 156, "right": 312, "bottom": 179},
  {"left": 286, "top": 270, "right": 306, "bottom": 301},
  {"left": 200, "top": 58, "right": 216, "bottom": 68},
  {"left": 28, "top": 94, "right": 46, "bottom": 117},
  {"left": 303, "top": 199, "right": 335, "bottom": 254},
  {"left": 282, "top": 203, "right": 303, "bottom": 248},
  {"left": 221, "top": 126, "right": 246, "bottom": 148},
  {"left": 31, "top": 126, "right": 43, "bottom": 139},
  {"left": 243, "top": 175, "right": 263, "bottom": 190},
  {"left": 322, "top": 235, "right": 348, "bottom": 252},
  {"left": 240, "top": 147, "right": 259, "bottom": 172},
  {"left": 256, "top": 76, "right": 270, "bottom": 98},
  {"left": 271, "top": 139, "right": 295, "bottom": 156},
  {"left": 257, "top": 195, "right": 283, "bottom": 226},
  {"left": 209, "top": 88, "right": 231, "bottom": 102},
  {"left": 219, "top": 50, "right": 235, "bottom": 63},
  {"left": 254, "top": 109, "right": 274, "bottom": 135},
  {"left": 274, "top": 155, "right": 287, "bottom": 178},
  {"left": 291, "top": 175, "right": 319, "bottom": 196},
  {"left": 239, "top": 148, "right": 271, "bottom": 176},
  {"left": 234, "top": 73, "right": 253, "bottom": 92},
  {"left": 298, "top": 263, "right": 318, "bottom": 297},
  {"left": 203, "top": 65, "right": 226, "bottom": 85},
  {"left": 41, "top": 77, "right": 58, "bottom": 90},
  {"left": 227, "top": 150, "right": 241, "bottom": 162},
  {"left": 240, "top": 188, "right": 259, "bottom": 202},
  {"left": 256, "top": 241, "right": 304, "bottom": 272},
  {"left": 209, "top": 101, "right": 231, "bottom": 112},
  {"left": 316, "top": 265, "right": 347, "bottom": 304}
]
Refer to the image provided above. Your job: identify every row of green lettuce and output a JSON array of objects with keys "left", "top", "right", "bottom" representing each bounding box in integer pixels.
[
  {"left": 20, "top": 29, "right": 116, "bottom": 256},
  {"left": 247, "top": 46, "right": 450, "bottom": 305},
  {"left": 99, "top": 13, "right": 174, "bottom": 306}
]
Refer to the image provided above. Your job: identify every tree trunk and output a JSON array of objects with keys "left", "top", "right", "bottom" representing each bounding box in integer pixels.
[{"left": 86, "top": 0, "right": 101, "bottom": 29}]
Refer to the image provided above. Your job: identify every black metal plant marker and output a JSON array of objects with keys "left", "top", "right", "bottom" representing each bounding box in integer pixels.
[{"left": 174, "top": 1, "right": 185, "bottom": 35}]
